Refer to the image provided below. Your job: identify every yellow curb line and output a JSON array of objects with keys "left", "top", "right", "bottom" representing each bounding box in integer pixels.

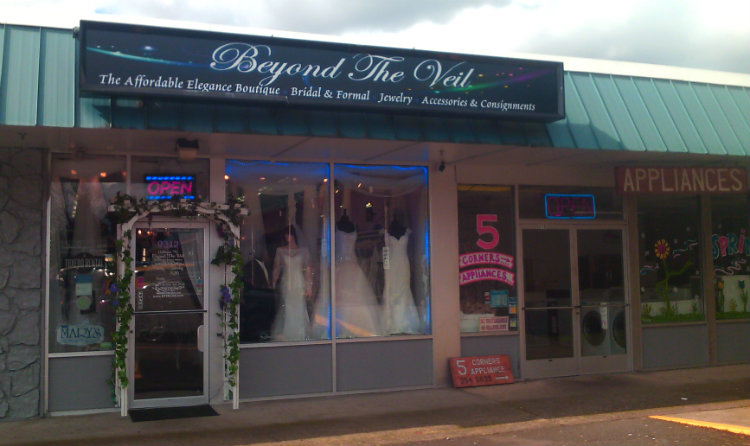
[{"left": 650, "top": 415, "right": 750, "bottom": 437}]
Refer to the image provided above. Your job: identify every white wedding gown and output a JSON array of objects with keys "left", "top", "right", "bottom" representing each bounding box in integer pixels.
[
  {"left": 384, "top": 231, "right": 421, "bottom": 334},
  {"left": 271, "top": 247, "right": 310, "bottom": 341},
  {"left": 335, "top": 230, "right": 382, "bottom": 337}
]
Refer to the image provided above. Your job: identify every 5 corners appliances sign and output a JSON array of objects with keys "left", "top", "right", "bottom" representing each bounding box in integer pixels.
[{"left": 78, "top": 20, "right": 564, "bottom": 121}]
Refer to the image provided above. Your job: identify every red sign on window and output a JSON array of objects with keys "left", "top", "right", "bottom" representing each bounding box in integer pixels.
[{"left": 449, "top": 354, "right": 514, "bottom": 388}]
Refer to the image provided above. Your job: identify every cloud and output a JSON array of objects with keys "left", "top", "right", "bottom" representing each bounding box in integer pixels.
[
  {"left": 264, "top": 0, "right": 515, "bottom": 33},
  {"left": 338, "top": 0, "right": 750, "bottom": 73},
  {"left": 102, "top": 0, "right": 513, "bottom": 34},
  {"left": 519, "top": 0, "right": 750, "bottom": 72},
  {"left": 4, "top": 0, "right": 748, "bottom": 72}
]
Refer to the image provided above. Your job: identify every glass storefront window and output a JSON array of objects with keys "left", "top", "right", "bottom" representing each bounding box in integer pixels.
[
  {"left": 131, "top": 157, "right": 210, "bottom": 201},
  {"left": 226, "top": 161, "right": 330, "bottom": 343},
  {"left": 712, "top": 195, "right": 750, "bottom": 319},
  {"left": 458, "top": 185, "right": 517, "bottom": 333},
  {"left": 332, "top": 165, "right": 430, "bottom": 338},
  {"left": 48, "top": 155, "right": 125, "bottom": 352},
  {"left": 638, "top": 195, "right": 703, "bottom": 323},
  {"left": 228, "top": 162, "right": 429, "bottom": 342},
  {"left": 519, "top": 186, "right": 623, "bottom": 220}
]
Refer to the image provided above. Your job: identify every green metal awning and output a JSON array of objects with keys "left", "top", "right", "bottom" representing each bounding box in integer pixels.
[{"left": 1, "top": 23, "right": 748, "bottom": 157}]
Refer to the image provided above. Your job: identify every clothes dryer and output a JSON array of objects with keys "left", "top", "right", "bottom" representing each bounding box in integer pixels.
[
  {"left": 581, "top": 308, "right": 608, "bottom": 356},
  {"left": 609, "top": 307, "right": 627, "bottom": 354}
]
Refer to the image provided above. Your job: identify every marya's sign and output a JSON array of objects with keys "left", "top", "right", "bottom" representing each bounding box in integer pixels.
[
  {"left": 145, "top": 175, "right": 195, "bottom": 200},
  {"left": 57, "top": 321, "right": 105, "bottom": 346},
  {"left": 615, "top": 167, "right": 748, "bottom": 194},
  {"left": 79, "top": 21, "right": 564, "bottom": 120}
]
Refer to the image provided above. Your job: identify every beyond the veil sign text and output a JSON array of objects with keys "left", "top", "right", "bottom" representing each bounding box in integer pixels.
[{"left": 79, "top": 21, "right": 564, "bottom": 121}]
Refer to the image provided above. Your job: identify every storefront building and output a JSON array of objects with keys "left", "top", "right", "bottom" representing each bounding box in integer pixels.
[{"left": 0, "top": 20, "right": 748, "bottom": 420}]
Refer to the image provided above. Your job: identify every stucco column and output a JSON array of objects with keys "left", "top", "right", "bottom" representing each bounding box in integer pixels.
[
  {"left": 624, "top": 194, "right": 643, "bottom": 370},
  {"left": 429, "top": 163, "right": 461, "bottom": 385}
]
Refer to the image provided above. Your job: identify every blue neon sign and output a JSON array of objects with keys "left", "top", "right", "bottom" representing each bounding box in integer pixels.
[{"left": 544, "top": 193, "right": 596, "bottom": 219}]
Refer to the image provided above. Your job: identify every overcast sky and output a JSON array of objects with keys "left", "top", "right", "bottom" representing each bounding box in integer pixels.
[{"left": 5, "top": 0, "right": 750, "bottom": 73}]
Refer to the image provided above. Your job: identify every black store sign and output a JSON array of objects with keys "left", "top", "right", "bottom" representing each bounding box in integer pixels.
[{"left": 79, "top": 21, "right": 564, "bottom": 120}]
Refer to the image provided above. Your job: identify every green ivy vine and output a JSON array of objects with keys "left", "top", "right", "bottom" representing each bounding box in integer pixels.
[
  {"left": 108, "top": 232, "right": 134, "bottom": 390},
  {"left": 214, "top": 244, "right": 243, "bottom": 388},
  {"left": 107, "top": 192, "right": 246, "bottom": 404}
]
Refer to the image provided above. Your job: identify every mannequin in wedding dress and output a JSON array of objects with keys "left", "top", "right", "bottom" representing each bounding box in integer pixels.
[
  {"left": 383, "top": 219, "right": 421, "bottom": 334},
  {"left": 335, "top": 211, "right": 382, "bottom": 337},
  {"left": 271, "top": 225, "right": 312, "bottom": 341}
]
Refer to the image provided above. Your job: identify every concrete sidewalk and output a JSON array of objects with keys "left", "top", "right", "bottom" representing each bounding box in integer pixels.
[
  {"left": 651, "top": 406, "right": 750, "bottom": 436},
  {"left": 1, "top": 364, "right": 748, "bottom": 445}
]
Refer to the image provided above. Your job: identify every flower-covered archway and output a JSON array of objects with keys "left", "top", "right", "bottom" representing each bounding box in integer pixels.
[{"left": 107, "top": 193, "right": 247, "bottom": 415}]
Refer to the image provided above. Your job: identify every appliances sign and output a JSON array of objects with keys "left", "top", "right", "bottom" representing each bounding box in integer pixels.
[
  {"left": 615, "top": 167, "right": 748, "bottom": 194},
  {"left": 79, "top": 21, "right": 564, "bottom": 120}
]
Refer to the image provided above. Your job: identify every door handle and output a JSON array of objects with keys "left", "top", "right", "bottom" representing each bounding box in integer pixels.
[{"left": 197, "top": 325, "right": 205, "bottom": 352}]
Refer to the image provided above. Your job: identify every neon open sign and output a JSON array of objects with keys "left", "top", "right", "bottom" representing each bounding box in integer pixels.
[
  {"left": 145, "top": 175, "right": 195, "bottom": 200},
  {"left": 544, "top": 193, "right": 596, "bottom": 219}
]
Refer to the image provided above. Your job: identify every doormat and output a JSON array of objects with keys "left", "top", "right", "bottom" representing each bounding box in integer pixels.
[{"left": 129, "top": 405, "right": 219, "bottom": 422}]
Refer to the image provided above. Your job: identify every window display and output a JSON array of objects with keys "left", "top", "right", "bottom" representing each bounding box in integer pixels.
[
  {"left": 638, "top": 195, "right": 703, "bottom": 323},
  {"left": 332, "top": 165, "right": 430, "bottom": 338},
  {"left": 48, "top": 155, "right": 125, "bottom": 352},
  {"left": 711, "top": 195, "right": 750, "bottom": 319},
  {"left": 458, "top": 186, "right": 517, "bottom": 333},
  {"left": 226, "top": 161, "right": 329, "bottom": 343}
]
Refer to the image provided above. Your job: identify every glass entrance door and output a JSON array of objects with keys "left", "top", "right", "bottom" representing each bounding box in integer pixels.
[
  {"left": 522, "top": 229, "right": 577, "bottom": 378},
  {"left": 521, "top": 228, "right": 629, "bottom": 379},
  {"left": 577, "top": 229, "right": 629, "bottom": 373},
  {"left": 130, "top": 223, "right": 209, "bottom": 408}
]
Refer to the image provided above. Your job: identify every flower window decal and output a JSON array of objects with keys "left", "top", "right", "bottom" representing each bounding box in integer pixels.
[
  {"left": 641, "top": 236, "right": 697, "bottom": 322},
  {"left": 654, "top": 239, "right": 670, "bottom": 260}
]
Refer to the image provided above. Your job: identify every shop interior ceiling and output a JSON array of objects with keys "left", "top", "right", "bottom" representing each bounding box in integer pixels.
[{"left": 0, "top": 123, "right": 746, "bottom": 170}]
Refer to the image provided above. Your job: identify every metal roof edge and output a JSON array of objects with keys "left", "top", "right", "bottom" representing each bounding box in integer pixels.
[
  {"left": 0, "top": 20, "right": 72, "bottom": 32},
  {"left": 499, "top": 52, "right": 750, "bottom": 88}
]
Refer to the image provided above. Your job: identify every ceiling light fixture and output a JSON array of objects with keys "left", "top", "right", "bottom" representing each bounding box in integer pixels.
[{"left": 176, "top": 138, "right": 199, "bottom": 162}]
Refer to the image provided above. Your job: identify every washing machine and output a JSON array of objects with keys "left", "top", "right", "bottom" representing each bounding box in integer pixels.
[
  {"left": 581, "top": 308, "right": 608, "bottom": 356},
  {"left": 608, "top": 307, "right": 627, "bottom": 354}
]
